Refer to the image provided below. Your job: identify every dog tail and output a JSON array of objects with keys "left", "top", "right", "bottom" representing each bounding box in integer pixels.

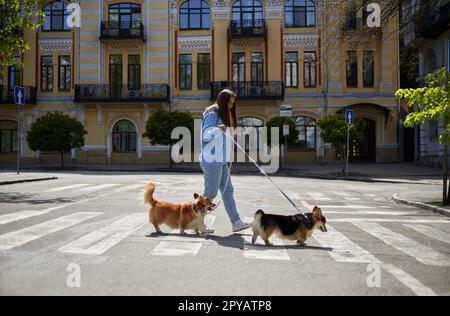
[
  {"left": 144, "top": 183, "right": 157, "bottom": 206},
  {"left": 254, "top": 209, "right": 264, "bottom": 222}
]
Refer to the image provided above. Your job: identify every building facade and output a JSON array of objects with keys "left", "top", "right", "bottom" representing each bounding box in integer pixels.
[
  {"left": 402, "top": 0, "right": 449, "bottom": 168},
  {"left": 0, "top": 0, "right": 400, "bottom": 166}
]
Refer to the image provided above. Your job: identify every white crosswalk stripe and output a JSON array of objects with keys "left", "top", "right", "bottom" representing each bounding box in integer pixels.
[
  {"left": 404, "top": 224, "right": 450, "bottom": 245},
  {"left": 333, "top": 191, "right": 361, "bottom": 201},
  {"left": 0, "top": 210, "right": 45, "bottom": 226},
  {"left": 59, "top": 213, "right": 146, "bottom": 255},
  {"left": 77, "top": 184, "right": 119, "bottom": 193},
  {"left": 0, "top": 212, "right": 102, "bottom": 251},
  {"left": 353, "top": 222, "right": 450, "bottom": 267},
  {"left": 45, "top": 184, "right": 90, "bottom": 193},
  {"left": 307, "top": 193, "right": 331, "bottom": 201},
  {"left": 313, "top": 225, "right": 379, "bottom": 263},
  {"left": 381, "top": 263, "right": 437, "bottom": 296},
  {"left": 151, "top": 215, "right": 216, "bottom": 256},
  {"left": 243, "top": 229, "right": 290, "bottom": 261}
]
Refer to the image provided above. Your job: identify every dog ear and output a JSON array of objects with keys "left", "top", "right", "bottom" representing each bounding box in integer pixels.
[
  {"left": 312, "top": 206, "right": 322, "bottom": 217},
  {"left": 193, "top": 193, "right": 199, "bottom": 199}
]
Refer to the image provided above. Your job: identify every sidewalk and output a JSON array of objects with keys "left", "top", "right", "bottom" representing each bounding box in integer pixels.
[
  {"left": 393, "top": 190, "right": 450, "bottom": 217},
  {"left": 0, "top": 172, "right": 58, "bottom": 185},
  {"left": 0, "top": 162, "right": 442, "bottom": 185}
]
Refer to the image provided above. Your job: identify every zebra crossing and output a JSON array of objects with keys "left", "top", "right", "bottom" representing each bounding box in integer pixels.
[{"left": 1, "top": 182, "right": 449, "bottom": 295}]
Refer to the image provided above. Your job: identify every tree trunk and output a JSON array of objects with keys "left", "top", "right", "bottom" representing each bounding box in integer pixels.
[
  {"left": 61, "top": 152, "right": 64, "bottom": 169},
  {"left": 444, "top": 143, "right": 448, "bottom": 206},
  {"left": 342, "top": 146, "right": 346, "bottom": 174}
]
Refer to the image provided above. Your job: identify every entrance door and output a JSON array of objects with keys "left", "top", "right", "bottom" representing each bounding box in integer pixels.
[{"left": 350, "top": 118, "right": 376, "bottom": 162}]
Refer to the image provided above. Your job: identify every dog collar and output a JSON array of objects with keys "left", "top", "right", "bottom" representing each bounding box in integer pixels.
[{"left": 302, "top": 213, "right": 314, "bottom": 229}]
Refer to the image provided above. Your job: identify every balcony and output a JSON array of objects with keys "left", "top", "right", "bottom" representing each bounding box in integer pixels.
[
  {"left": 0, "top": 86, "right": 37, "bottom": 105},
  {"left": 100, "top": 21, "right": 145, "bottom": 41},
  {"left": 74, "top": 85, "right": 170, "bottom": 103},
  {"left": 211, "top": 82, "right": 284, "bottom": 101},
  {"left": 229, "top": 19, "right": 266, "bottom": 38},
  {"left": 415, "top": 3, "right": 449, "bottom": 39}
]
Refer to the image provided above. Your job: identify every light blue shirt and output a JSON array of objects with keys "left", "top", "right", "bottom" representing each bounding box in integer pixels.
[{"left": 199, "top": 110, "right": 232, "bottom": 166}]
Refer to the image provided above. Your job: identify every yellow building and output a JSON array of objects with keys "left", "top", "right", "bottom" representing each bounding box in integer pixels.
[{"left": 0, "top": 0, "right": 400, "bottom": 166}]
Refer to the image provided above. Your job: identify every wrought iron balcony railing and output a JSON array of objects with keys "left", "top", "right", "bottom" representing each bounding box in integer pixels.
[
  {"left": 100, "top": 21, "right": 145, "bottom": 40},
  {"left": 229, "top": 19, "right": 266, "bottom": 38},
  {"left": 211, "top": 81, "right": 285, "bottom": 101},
  {"left": 416, "top": 2, "right": 449, "bottom": 39},
  {"left": 0, "top": 86, "right": 37, "bottom": 104},
  {"left": 74, "top": 84, "right": 170, "bottom": 103}
]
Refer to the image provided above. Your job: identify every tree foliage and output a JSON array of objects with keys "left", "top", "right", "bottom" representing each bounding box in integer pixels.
[
  {"left": 27, "top": 112, "right": 87, "bottom": 168},
  {"left": 0, "top": 0, "right": 44, "bottom": 68},
  {"left": 266, "top": 116, "right": 299, "bottom": 146}
]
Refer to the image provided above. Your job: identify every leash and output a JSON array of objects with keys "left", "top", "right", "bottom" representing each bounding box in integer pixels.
[{"left": 208, "top": 130, "right": 304, "bottom": 214}]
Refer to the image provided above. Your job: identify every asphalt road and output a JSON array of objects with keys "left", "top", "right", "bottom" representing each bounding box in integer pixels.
[{"left": 0, "top": 171, "right": 448, "bottom": 296}]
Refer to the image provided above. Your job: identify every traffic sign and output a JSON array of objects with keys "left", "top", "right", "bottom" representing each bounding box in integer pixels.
[
  {"left": 345, "top": 109, "right": 354, "bottom": 125},
  {"left": 14, "top": 86, "right": 25, "bottom": 105},
  {"left": 283, "top": 124, "right": 290, "bottom": 136},
  {"left": 280, "top": 105, "right": 292, "bottom": 118}
]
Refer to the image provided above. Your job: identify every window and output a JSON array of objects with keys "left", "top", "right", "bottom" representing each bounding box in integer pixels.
[
  {"left": 179, "top": 0, "right": 210, "bottom": 30},
  {"left": 363, "top": 51, "right": 374, "bottom": 87},
  {"left": 232, "top": 53, "right": 245, "bottom": 83},
  {"left": 110, "top": 55, "right": 123, "bottom": 85},
  {"left": 285, "top": 52, "right": 298, "bottom": 88},
  {"left": 179, "top": 54, "right": 192, "bottom": 90},
  {"left": 232, "top": 0, "right": 264, "bottom": 28},
  {"left": 41, "top": 56, "right": 53, "bottom": 92},
  {"left": 251, "top": 53, "right": 264, "bottom": 83},
  {"left": 8, "top": 65, "right": 22, "bottom": 87},
  {"left": 113, "top": 120, "right": 136, "bottom": 153},
  {"left": 197, "top": 53, "right": 210, "bottom": 90},
  {"left": 346, "top": 51, "right": 358, "bottom": 87},
  {"left": 109, "top": 3, "right": 141, "bottom": 29},
  {"left": 304, "top": 52, "right": 317, "bottom": 88},
  {"left": 42, "top": 1, "right": 70, "bottom": 31},
  {"left": 285, "top": 0, "right": 316, "bottom": 27},
  {"left": 128, "top": 55, "right": 141, "bottom": 89},
  {"left": 0, "top": 120, "right": 18, "bottom": 153},
  {"left": 238, "top": 117, "right": 264, "bottom": 150},
  {"left": 293, "top": 116, "right": 316, "bottom": 150},
  {"left": 58, "top": 56, "right": 71, "bottom": 91},
  {"left": 345, "top": 2, "right": 357, "bottom": 30}
]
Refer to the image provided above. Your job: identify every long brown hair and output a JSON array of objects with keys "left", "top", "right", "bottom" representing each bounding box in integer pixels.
[{"left": 216, "top": 89, "right": 237, "bottom": 129}]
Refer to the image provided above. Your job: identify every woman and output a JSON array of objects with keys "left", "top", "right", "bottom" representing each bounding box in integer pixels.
[{"left": 199, "top": 89, "right": 253, "bottom": 233}]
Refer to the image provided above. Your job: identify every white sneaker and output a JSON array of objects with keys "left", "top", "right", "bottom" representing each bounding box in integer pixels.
[{"left": 232, "top": 218, "right": 253, "bottom": 233}]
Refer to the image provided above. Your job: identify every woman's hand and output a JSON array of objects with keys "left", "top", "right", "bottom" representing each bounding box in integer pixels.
[{"left": 218, "top": 124, "right": 227, "bottom": 132}]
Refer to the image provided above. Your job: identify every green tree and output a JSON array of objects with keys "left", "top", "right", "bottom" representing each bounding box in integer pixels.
[
  {"left": 0, "top": 0, "right": 44, "bottom": 68},
  {"left": 396, "top": 67, "right": 450, "bottom": 205},
  {"left": 318, "top": 114, "right": 366, "bottom": 173},
  {"left": 266, "top": 116, "right": 299, "bottom": 147},
  {"left": 143, "top": 109, "right": 194, "bottom": 166},
  {"left": 27, "top": 112, "right": 87, "bottom": 169}
]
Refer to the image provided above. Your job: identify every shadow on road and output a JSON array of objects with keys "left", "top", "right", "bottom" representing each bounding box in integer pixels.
[
  {"left": 144, "top": 231, "right": 333, "bottom": 252},
  {"left": 0, "top": 192, "right": 73, "bottom": 205}
]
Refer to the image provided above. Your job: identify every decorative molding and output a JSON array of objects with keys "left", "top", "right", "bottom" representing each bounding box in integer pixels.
[
  {"left": 178, "top": 36, "right": 212, "bottom": 52},
  {"left": 232, "top": 39, "right": 264, "bottom": 49},
  {"left": 143, "top": 145, "right": 170, "bottom": 152},
  {"left": 96, "top": 104, "right": 103, "bottom": 128},
  {"left": 284, "top": 34, "right": 318, "bottom": 48},
  {"left": 212, "top": 0, "right": 230, "bottom": 20},
  {"left": 39, "top": 39, "right": 72, "bottom": 54},
  {"left": 109, "top": 43, "right": 141, "bottom": 51},
  {"left": 266, "top": 0, "right": 283, "bottom": 19}
]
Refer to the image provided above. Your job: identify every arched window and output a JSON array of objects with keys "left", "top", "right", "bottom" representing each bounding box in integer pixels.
[
  {"left": 232, "top": 0, "right": 264, "bottom": 28},
  {"left": 42, "top": 1, "right": 70, "bottom": 31},
  {"left": 179, "top": 0, "right": 210, "bottom": 30},
  {"left": 293, "top": 116, "right": 316, "bottom": 150},
  {"left": 0, "top": 120, "right": 18, "bottom": 153},
  {"left": 113, "top": 120, "right": 137, "bottom": 152},
  {"left": 285, "top": 0, "right": 316, "bottom": 27},
  {"left": 109, "top": 3, "right": 141, "bottom": 29},
  {"left": 238, "top": 117, "right": 264, "bottom": 151}
]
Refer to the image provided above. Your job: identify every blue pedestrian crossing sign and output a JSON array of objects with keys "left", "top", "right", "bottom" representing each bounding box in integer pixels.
[
  {"left": 14, "top": 86, "right": 25, "bottom": 105},
  {"left": 345, "top": 109, "right": 354, "bottom": 125}
]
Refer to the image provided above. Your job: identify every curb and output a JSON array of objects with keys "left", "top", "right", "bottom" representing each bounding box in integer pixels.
[
  {"left": 0, "top": 177, "right": 58, "bottom": 186},
  {"left": 392, "top": 193, "right": 450, "bottom": 218}
]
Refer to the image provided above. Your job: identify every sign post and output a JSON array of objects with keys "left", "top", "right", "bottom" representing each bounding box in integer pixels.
[
  {"left": 345, "top": 109, "right": 354, "bottom": 177},
  {"left": 14, "top": 86, "right": 25, "bottom": 175}
]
